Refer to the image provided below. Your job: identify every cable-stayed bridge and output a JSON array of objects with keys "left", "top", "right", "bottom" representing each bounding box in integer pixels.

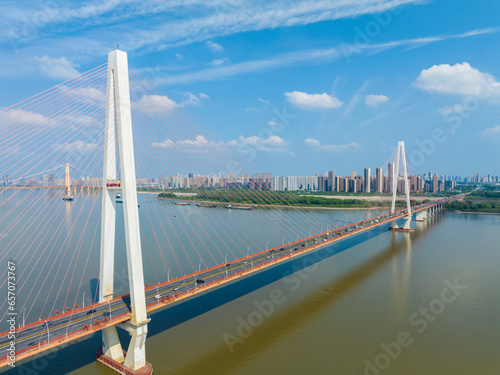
[{"left": 0, "top": 50, "right": 465, "bottom": 374}]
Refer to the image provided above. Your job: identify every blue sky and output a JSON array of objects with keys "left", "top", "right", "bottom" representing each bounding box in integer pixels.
[{"left": 1, "top": 0, "right": 500, "bottom": 177}]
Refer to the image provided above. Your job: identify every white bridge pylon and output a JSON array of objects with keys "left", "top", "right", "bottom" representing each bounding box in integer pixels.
[
  {"left": 99, "top": 49, "right": 150, "bottom": 372},
  {"left": 390, "top": 141, "right": 412, "bottom": 230}
]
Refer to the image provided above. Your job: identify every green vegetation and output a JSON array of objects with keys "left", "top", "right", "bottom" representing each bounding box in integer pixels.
[
  {"left": 157, "top": 188, "right": 414, "bottom": 209},
  {"left": 445, "top": 187, "right": 500, "bottom": 213},
  {"left": 445, "top": 200, "right": 500, "bottom": 213}
]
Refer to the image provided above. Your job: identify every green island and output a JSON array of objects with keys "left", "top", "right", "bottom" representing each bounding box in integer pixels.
[
  {"left": 152, "top": 184, "right": 500, "bottom": 213},
  {"left": 156, "top": 188, "right": 419, "bottom": 209}
]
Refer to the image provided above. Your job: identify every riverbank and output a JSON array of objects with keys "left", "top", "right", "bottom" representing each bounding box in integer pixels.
[{"left": 156, "top": 197, "right": 389, "bottom": 211}]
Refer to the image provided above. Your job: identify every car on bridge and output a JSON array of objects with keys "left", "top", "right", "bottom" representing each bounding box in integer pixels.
[{"left": 86, "top": 309, "right": 97, "bottom": 315}]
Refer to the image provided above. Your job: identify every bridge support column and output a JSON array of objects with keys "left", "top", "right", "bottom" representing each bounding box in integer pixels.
[
  {"left": 124, "top": 323, "right": 148, "bottom": 370},
  {"left": 388, "top": 141, "right": 413, "bottom": 233},
  {"left": 102, "top": 326, "right": 124, "bottom": 363},
  {"left": 97, "top": 49, "right": 152, "bottom": 375},
  {"left": 415, "top": 210, "right": 427, "bottom": 222}
]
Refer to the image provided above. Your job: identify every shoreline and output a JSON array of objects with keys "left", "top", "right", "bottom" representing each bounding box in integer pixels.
[
  {"left": 156, "top": 196, "right": 391, "bottom": 211},
  {"left": 447, "top": 210, "right": 500, "bottom": 215}
]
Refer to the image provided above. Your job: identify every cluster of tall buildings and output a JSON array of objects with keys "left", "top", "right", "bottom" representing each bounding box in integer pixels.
[{"left": 3, "top": 169, "right": 499, "bottom": 193}]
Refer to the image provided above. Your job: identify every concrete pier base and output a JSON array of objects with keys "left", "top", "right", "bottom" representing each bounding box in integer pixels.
[{"left": 96, "top": 347, "right": 153, "bottom": 375}]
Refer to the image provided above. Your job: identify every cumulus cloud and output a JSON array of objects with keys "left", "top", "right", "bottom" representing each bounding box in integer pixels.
[
  {"left": 136, "top": 94, "right": 178, "bottom": 113},
  {"left": 228, "top": 135, "right": 289, "bottom": 152},
  {"left": 480, "top": 125, "right": 500, "bottom": 138},
  {"left": 34, "top": 56, "right": 80, "bottom": 79},
  {"left": 206, "top": 41, "right": 224, "bottom": 52},
  {"left": 152, "top": 135, "right": 222, "bottom": 153},
  {"left": 136, "top": 92, "right": 208, "bottom": 112},
  {"left": 413, "top": 62, "right": 500, "bottom": 97},
  {"left": 284, "top": 91, "right": 343, "bottom": 110},
  {"left": 365, "top": 94, "right": 389, "bottom": 107},
  {"left": 304, "top": 138, "right": 359, "bottom": 151},
  {"left": 304, "top": 138, "right": 320, "bottom": 146}
]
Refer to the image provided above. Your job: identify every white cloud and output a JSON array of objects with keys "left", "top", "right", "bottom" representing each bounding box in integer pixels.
[
  {"left": 0, "top": 108, "right": 49, "bottom": 127},
  {"left": 365, "top": 94, "right": 390, "bottom": 107},
  {"left": 210, "top": 58, "right": 229, "bottom": 66},
  {"left": 175, "top": 53, "right": 184, "bottom": 60},
  {"left": 304, "top": 138, "right": 320, "bottom": 146},
  {"left": 284, "top": 91, "right": 343, "bottom": 110},
  {"left": 57, "top": 86, "right": 105, "bottom": 103},
  {"left": 152, "top": 135, "right": 222, "bottom": 153},
  {"left": 182, "top": 92, "right": 209, "bottom": 106},
  {"left": 437, "top": 104, "right": 466, "bottom": 115},
  {"left": 304, "top": 138, "right": 360, "bottom": 152},
  {"left": 228, "top": 135, "right": 289, "bottom": 152},
  {"left": 413, "top": 62, "right": 500, "bottom": 97},
  {"left": 259, "top": 98, "right": 270, "bottom": 105},
  {"left": 480, "top": 125, "right": 500, "bottom": 137},
  {"left": 136, "top": 94, "right": 178, "bottom": 113},
  {"left": 34, "top": 56, "right": 80, "bottom": 79},
  {"left": 206, "top": 41, "right": 224, "bottom": 52},
  {"left": 135, "top": 92, "right": 208, "bottom": 112},
  {"left": 53, "top": 141, "right": 97, "bottom": 153}
]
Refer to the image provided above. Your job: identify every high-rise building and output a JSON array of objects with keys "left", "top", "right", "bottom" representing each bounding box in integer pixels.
[
  {"left": 328, "top": 170, "right": 335, "bottom": 191},
  {"left": 364, "top": 168, "right": 371, "bottom": 193},
  {"left": 388, "top": 162, "right": 395, "bottom": 193},
  {"left": 318, "top": 176, "right": 328, "bottom": 191},
  {"left": 432, "top": 175, "right": 439, "bottom": 193},
  {"left": 375, "top": 167, "right": 383, "bottom": 193},
  {"left": 352, "top": 171, "right": 357, "bottom": 178}
]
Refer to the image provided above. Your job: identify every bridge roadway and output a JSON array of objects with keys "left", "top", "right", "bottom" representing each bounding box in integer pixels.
[{"left": 0, "top": 194, "right": 464, "bottom": 367}]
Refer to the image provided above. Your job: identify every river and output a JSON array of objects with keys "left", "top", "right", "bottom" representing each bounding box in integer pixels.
[{"left": 0, "top": 189, "right": 499, "bottom": 374}]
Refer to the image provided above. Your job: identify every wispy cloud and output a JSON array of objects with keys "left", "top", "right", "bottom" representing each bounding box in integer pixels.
[
  {"left": 206, "top": 41, "right": 224, "bottom": 52},
  {"left": 160, "top": 29, "right": 498, "bottom": 85}
]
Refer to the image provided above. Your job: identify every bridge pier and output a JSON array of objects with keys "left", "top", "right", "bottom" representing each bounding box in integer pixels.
[
  {"left": 415, "top": 209, "right": 428, "bottom": 222},
  {"left": 388, "top": 141, "right": 413, "bottom": 233},
  {"left": 97, "top": 49, "right": 152, "bottom": 375},
  {"left": 102, "top": 326, "right": 124, "bottom": 363}
]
